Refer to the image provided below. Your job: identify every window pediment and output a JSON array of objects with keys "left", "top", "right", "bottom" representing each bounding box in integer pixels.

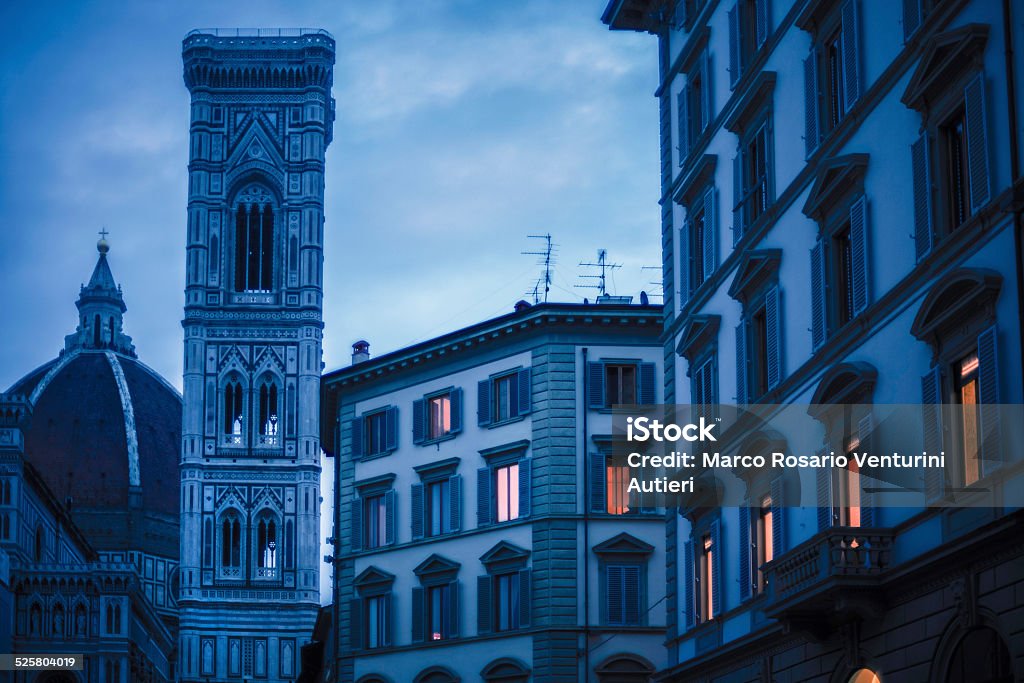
[
  {"left": 481, "top": 657, "right": 530, "bottom": 682},
  {"left": 676, "top": 314, "right": 721, "bottom": 363},
  {"left": 902, "top": 24, "right": 989, "bottom": 113},
  {"left": 910, "top": 269, "right": 1002, "bottom": 344},
  {"left": 413, "top": 553, "right": 461, "bottom": 585},
  {"left": 354, "top": 566, "right": 396, "bottom": 594},
  {"left": 478, "top": 439, "right": 529, "bottom": 465},
  {"left": 592, "top": 532, "right": 654, "bottom": 557},
  {"left": 808, "top": 362, "right": 878, "bottom": 418},
  {"left": 727, "top": 249, "right": 781, "bottom": 303},
  {"left": 354, "top": 473, "right": 396, "bottom": 495},
  {"left": 802, "top": 154, "right": 869, "bottom": 221},
  {"left": 678, "top": 26, "right": 710, "bottom": 74},
  {"left": 413, "top": 457, "right": 460, "bottom": 481},
  {"left": 479, "top": 541, "right": 530, "bottom": 573},
  {"left": 674, "top": 154, "right": 717, "bottom": 207},
  {"left": 725, "top": 71, "right": 776, "bottom": 134}
]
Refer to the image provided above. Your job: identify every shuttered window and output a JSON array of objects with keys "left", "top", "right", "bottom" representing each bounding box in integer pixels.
[
  {"left": 413, "top": 388, "right": 462, "bottom": 444},
  {"left": 477, "top": 368, "right": 531, "bottom": 427},
  {"left": 412, "top": 475, "right": 462, "bottom": 540},
  {"left": 728, "top": 0, "right": 770, "bottom": 88},
  {"left": 354, "top": 406, "right": 398, "bottom": 458},
  {"left": 605, "top": 564, "right": 643, "bottom": 626},
  {"left": 586, "top": 361, "right": 657, "bottom": 408}
]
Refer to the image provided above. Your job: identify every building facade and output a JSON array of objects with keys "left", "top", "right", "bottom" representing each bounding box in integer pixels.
[
  {"left": 603, "top": 0, "right": 1024, "bottom": 681},
  {"left": 177, "top": 29, "right": 335, "bottom": 682},
  {"left": 322, "top": 301, "right": 667, "bottom": 683}
]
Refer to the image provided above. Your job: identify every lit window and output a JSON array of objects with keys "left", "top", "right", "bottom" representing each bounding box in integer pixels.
[
  {"left": 838, "top": 438, "right": 862, "bottom": 527},
  {"left": 223, "top": 381, "right": 244, "bottom": 443},
  {"left": 699, "top": 534, "right": 714, "bottom": 621},
  {"left": 428, "top": 394, "right": 452, "bottom": 440},
  {"left": 957, "top": 351, "right": 981, "bottom": 486},
  {"left": 756, "top": 495, "right": 773, "bottom": 592},
  {"left": 427, "top": 584, "right": 452, "bottom": 640},
  {"left": 256, "top": 519, "right": 277, "bottom": 573},
  {"left": 606, "top": 454, "right": 632, "bottom": 515},
  {"left": 257, "top": 380, "right": 279, "bottom": 445},
  {"left": 495, "top": 463, "right": 520, "bottom": 522}
]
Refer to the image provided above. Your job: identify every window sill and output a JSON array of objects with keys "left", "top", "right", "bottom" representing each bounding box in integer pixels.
[
  {"left": 483, "top": 415, "right": 527, "bottom": 430},
  {"left": 358, "top": 449, "right": 394, "bottom": 463},
  {"left": 416, "top": 432, "right": 459, "bottom": 448}
]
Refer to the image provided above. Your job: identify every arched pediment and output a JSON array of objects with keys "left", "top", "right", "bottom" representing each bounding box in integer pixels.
[
  {"left": 902, "top": 24, "right": 989, "bottom": 112},
  {"left": 910, "top": 269, "right": 1002, "bottom": 343},
  {"left": 481, "top": 657, "right": 530, "bottom": 682},
  {"left": 809, "top": 362, "right": 878, "bottom": 410},
  {"left": 413, "top": 666, "right": 460, "bottom": 683},
  {"left": 802, "top": 154, "right": 869, "bottom": 220}
]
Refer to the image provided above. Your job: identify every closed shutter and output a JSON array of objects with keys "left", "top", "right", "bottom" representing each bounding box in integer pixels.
[
  {"left": 811, "top": 239, "right": 827, "bottom": 350},
  {"left": 590, "top": 452, "right": 607, "bottom": 513},
  {"left": 816, "top": 456, "right": 834, "bottom": 531},
  {"left": 477, "top": 467, "right": 492, "bottom": 527},
  {"left": 411, "top": 587, "right": 425, "bottom": 643},
  {"left": 349, "top": 598, "right": 363, "bottom": 650},
  {"left": 804, "top": 50, "right": 820, "bottom": 158},
  {"left": 640, "top": 362, "right": 657, "bottom": 404},
  {"left": 385, "top": 406, "right": 399, "bottom": 451},
  {"left": 477, "top": 379, "right": 492, "bottom": 426},
  {"left": 411, "top": 483, "right": 425, "bottom": 540},
  {"left": 624, "top": 565, "right": 642, "bottom": 625},
  {"left": 447, "top": 582, "right": 460, "bottom": 638},
  {"left": 448, "top": 475, "right": 462, "bottom": 533},
  {"left": 728, "top": 3, "right": 741, "bottom": 88},
  {"left": 350, "top": 417, "right": 364, "bottom": 459},
  {"left": 680, "top": 220, "right": 690, "bottom": 308},
  {"left": 964, "top": 73, "right": 991, "bottom": 213},
  {"left": 683, "top": 540, "right": 696, "bottom": 629},
  {"left": 765, "top": 286, "right": 782, "bottom": 391},
  {"left": 449, "top": 388, "right": 463, "bottom": 434},
  {"left": 755, "top": 0, "right": 769, "bottom": 48},
  {"left": 677, "top": 89, "right": 689, "bottom": 160},
  {"left": 350, "top": 498, "right": 362, "bottom": 552},
  {"left": 977, "top": 325, "right": 1001, "bottom": 476},
  {"left": 911, "top": 134, "right": 933, "bottom": 261},
  {"left": 703, "top": 186, "right": 716, "bottom": 278},
  {"left": 588, "top": 362, "right": 606, "bottom": 409},
  {"left": 770, "top": 476, "right": 786, "bottom": 553},
  {"left": 857, "top": 414, "right": 876, "bottom": 527},
  {"left": 710, "top": 519, "right": 722, "bottom": 618},
  {"left": 902, "top": 0, "right": 922, "bottom": 41},
  {"left": 841, "top": 0, "right": 861, "bottom": 113},
  {"left": 732, "top": 154, "right": 743, "bottom": 243},
  {"left": 412, "top": 398, "right": 426, "bottom": 444},
  {"left": 921, "top": 367, "right": 944, "bottom": 501},
  {"left": 516, "top": 367, "right": 532, "bottom": 416},
  {"left": 384, "top": 490, "right": 396, "bottom": 545},
  {"left": 477, "top": 576, "right": 492, "bottom": 634},
  {"left": 606, "top": 565, "right": 623, "bottom": 625},
  {"left": 518, "top": 458, "right": 532, "bottom": 518},
  {"left": 738, "top": 504, "right": 752, "bottom": 601},
  {"left": 700, "top": 51, "right": 712, "bottom": 131},
  {"left": 382, "top": 594, "right": 393, "bottom": 647},
  {"left": 735, "top": 320, "right": 748, "bottom": 404},
  {"left": 850, "top": 195, "right": 870, "bottom": 316},
  {"left": 519, "top": 569, "right": 532, "bottom": 627}
]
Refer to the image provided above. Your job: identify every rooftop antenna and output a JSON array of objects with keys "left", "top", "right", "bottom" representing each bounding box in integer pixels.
[
  {"left": 641, "top": 265, "right": 664, "bottom": 301},
  {"left": 522, "top": 233, "right": 556, "bottom": 304},
  {"left": 576, "top": 249, "right": 621, "bottom": 297}
]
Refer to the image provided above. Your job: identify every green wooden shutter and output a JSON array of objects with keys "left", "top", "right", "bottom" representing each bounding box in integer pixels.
[
  {"left": 350, "top": 498, "right": 362, "bottom": 552},
  {"left": 590, "top": 452, "right": 607, "bottom": 513},
  {"left": 449, "top": 388, "right": 463, "bottom": 434},
  {"left": 412, "top": 398, "right": 426, "bottom": 444},
  {"left": 770, "top": 476, "right": 786, "bottom": 553},
  {"left": 449, "top": 475, "right": 462, "bottom": 533},
  {"left": 639, "top": 362, "right": 657, "bottom": 405},
  {"left": 477, "top": 575, "right": 492, "bottom": 635},
  {"left": 683, "top": 540, "right": 695, "bottom": 629},
  {"left": 728, "top": 3, "right": 741, "bottom": 88},
  {"left": 519, "top": 568, "right": 532, "bottom": 627},
  {"left": 349, "top": 598, "right": 363, "bottom": 649},
  {"left": 755, "top": 0, "right": 769, "bottom": 48},
  {"left": 677, "top": 89, "right": 689, "bottom": 160},
  {"left": 765, "top": 286, "right": 782, "bottom": 390},
  {"left": 804, "top": 50, "right": 820, "bottom": 158},
  {"left": 518, "top": 458, "right": 532, "bottom": 518},
  {"left": 964, "top": 73, "right": 991, "bottom": 213},
  {"left": 841, "top": 0, "right": 861, "bottom": 113},
  {"left": 977, "top": 325, "right": 1001, "bottom": 476},
  {"left": 350, "top": 417, "right": 363, "bottom": 458},
  {"left": 680, "top": 220, "right": 691, "bottom": 308},
  {"left": 411, "top": 587, "right": 425, "bottom": 642},
  {"left": 735, "top": 320, "right": 748, "bottom": 404},
  {"left": 810, "top": 240, "right": 827, "bottom": 350},
  {"left": 850, "top": 195, "right": 869, "bottom": 316},
  {"left": 703, "top": 186, "right": 716, "bottom": 278},
  {"left": 738, "top": 504, "right": 752, "bottom": 601},
  {"left": 858, "top": 413, "right": 876, "bottom": 527},
  {"left": 477, "top": 379, "right": 492, "bottom": 426},
  {"left": 477, "top": 467, "right": 492, "bottom": 527},
  {"left": 607, "top": 565, "right": 624, "bottom": 625},
  {"left": 385, "top": 406, "right": 398, "bottom": 451},
  {"left": 921, "top": 367, "right": 945, "bottom": 501},
  {"left": 384, "top": 490, "right": 397, "bottom": 546},
  {"left": 816, "top": 456, "right": 834, "bottom": 531},
  {"left": 411, "top": 483, "right": 424, "bottom": 540},
  {"left": 516, "top": 367, "right": 532, "bottom": 416},
  {"left": 911, "top": 134, "right": 933, "bottom": 261},
  {"left": 447, "top": 581, "right": 460, "bottom": 638},
  {"left": 902, "top": 0, "right": 922, "bottom": 41},
  {"left": 710, "top": 520, "right": 722, "bottom": 618}
]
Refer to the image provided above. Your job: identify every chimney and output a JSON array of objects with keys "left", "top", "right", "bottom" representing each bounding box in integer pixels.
[
  {"left": 514, "top": 300, "right": 531, "bottom": 313},
  {"left": 352, "top": 340, "right": 370, "bottom": 365}
]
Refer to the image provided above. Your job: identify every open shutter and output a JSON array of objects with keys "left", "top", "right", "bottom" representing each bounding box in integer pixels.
[
  {"left": 477, "top": 467, "right": 492, "bottom": 527},
  {"left": 680, "top": 220, "right": 691, "bottom": 308},
  {"left": 735, "top": 320, "right": 748, "bottom": 404},
  {"left": 385, "top": 406, "right": 399, "bottom": 451},
  {"left": 849, "top": 195, "right": 870, "bottom": 316},
  {"left": 477, "top": 576, "right": 492, "bottom": 635},
  {"left": 921, "top": 367, "right": 944, "bottom": 501},
  {"left": 710, "top": 520, "right": 722, "bottom": 618},
  {"left": 703, "top": 186, "right": 716, "bottom": 278},
  {"left": 587, "top": 362, "right": 606, "bottom": 409},
  {"left": 816, "top": 458, "right": 834, "bottom": 531},
  {"left": 447, "top": 582, "right": 460, "bottom": 638},
  {"left": 810, "top": 240, "right": 827, "bottom": 351},
  {"left": 770, "top": 476, "right": 786, "bottom": 553},
  {"left": 384, "top": 490, "right": 396, "bottom": 546},
  {"left": 683, "top": 540, "right": 696, "bottom": 629},
  {"left": 383, "top": 594, "right": 393, "bottom": 647},
  {"left": 700, "top": 51, "right": 712, "bottom": 131},
  {"left": 449, "top": 388, "right": 463, "bottom": 434},
  {"left": 639, "top": 362, "right": 657, "bottom": 404},
  {"left": 738, "top": 504, "right": 752, "bottom": 601},
  {"left": 624, "top": 566, "right": 642, "bottom": 625},
  {"left": 804, "top": 50, "right": 820, "bottom": 158},
  {"left": 977, "top": 325, "right": 1001, "bottom": 476},
  {"left": 912, "top": 134, "right": 933, "bottom": 261},
  {"left": 516, "top": 368, "right": 532, "bottom": 416},
  {"left": 964, "top": 73, "right": 991, "bottom": 213},
  {"left": 755, "top": 0, "right": 769, "bottom": 48},
  {"left": 841, "top": 0, "right": 861, "bottom": 113},
  {"left": 449, "top": 475, "right": 462, "bottom": 533},
  {"left": 349, "top": 598, "right": 363, "bottom": 649},
  {"left": 477, "top": 379, "right": 492, "bottom": 426},
  {"left": 902, "top": 0, "right": 922, "bottom": 41},
  {"left": 350, "top": 417, "right": 364, "bottom": 459},
  {"left": 350, "top": 498, "right": 363, "bottom": 552},
  {"left": 677, "top": 89, "right": 689, "bottom": 160},
  {"left": 590, "top": 452, "right": 607, "bottom": 513},
  {"left": 732, "top": 154, "right": 743, "bottom": 244},
  {"left": 858, "top": 414, "right": 877, "bottom": 527},
  {"left": 728, "top": 3, "right": 741, "bottom": 88},
  {"left": 519, "top": 568, "right": 532, "bottom": 627},
  {"left": 765, "top": 285, "right": 782, "bottom": 391},
  {"left": 411, "top": 587, "right": 425, "bottom": 642},
  {"left": 412, "top": 398, "right": 426, "bottom": 444},
  {"left": 518, "top": 458, "right": 532, "bottom": 518},
  {"left": 411, "top": 483, "right": 425, "bottom": 540}
]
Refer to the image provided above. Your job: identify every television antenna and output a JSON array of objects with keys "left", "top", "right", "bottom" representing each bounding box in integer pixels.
[
  {"left": 576, "top": 249, "right": 621, "bottom": 297},
  {"left": 522, "top": 233, "right": 556, "bottom": 304}
]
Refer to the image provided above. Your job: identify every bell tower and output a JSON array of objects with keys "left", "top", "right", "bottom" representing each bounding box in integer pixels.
[{"left": 178, "top": 29, "right": 335, "bottom": 682}]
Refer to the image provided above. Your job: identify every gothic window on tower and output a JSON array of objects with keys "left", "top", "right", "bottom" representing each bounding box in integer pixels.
[
  {"left": 233, "top": 185, "right": 276, "bottom": 293},
  {"left": 255, "top": 515, "right": 278, "bottom": 579},
  {"left": 219, "top": 513, "right": 242, "bottom": 578},
  {"left": 256, "top": 377, "right": 280, "bottom": 447},
  {"left": 223, "top": 379, "right": 245, "bottom": 446}
]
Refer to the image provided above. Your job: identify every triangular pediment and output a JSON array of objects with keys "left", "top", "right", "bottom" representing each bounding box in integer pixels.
[
  {"left": 354, "top": 566, "right": 396, "bottom": 588},
  {"left": 902, "top": 24, "right": 989, "bottom": 112},
  {"left": 479, "top": 541, "right": 530, "bottom": 567},
  {"left": 676, "top": 314, "right": 721, "bottom": 363},
  {"left": 413, "top": 553, "right": 461, "bottom": 577},
  {"left": 225, "top": 119, "right": 285, "bottom": 174},
  {"left": 802, "top": 154, "right": 869, "bottom": 220},
  {"left": 593, "top": 532, "right": 654, "bottom": 556},
  {"left": 727, "top": 249, "right": 781, "bottom": 303}
]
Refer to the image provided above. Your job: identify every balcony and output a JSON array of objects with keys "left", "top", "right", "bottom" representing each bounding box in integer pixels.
[{"left": 763, "top": 527, "right": 894, "bottom": 635}]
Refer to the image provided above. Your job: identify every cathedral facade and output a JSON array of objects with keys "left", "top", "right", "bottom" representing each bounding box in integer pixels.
[{"left": 176, "top": 29, "right": 335, "bottom": 682}]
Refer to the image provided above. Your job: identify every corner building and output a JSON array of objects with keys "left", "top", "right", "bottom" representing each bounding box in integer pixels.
[
  {"left": 603, "top": 0, "right": 1024, "bottom": 681},
  {"left": 177, "top": 29, "right": 335, "bottom": 682}
]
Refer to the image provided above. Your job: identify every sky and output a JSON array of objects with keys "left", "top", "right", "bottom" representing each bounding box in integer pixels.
[{"left": 0, "top": 0, "right": 660, "bottom": 390}]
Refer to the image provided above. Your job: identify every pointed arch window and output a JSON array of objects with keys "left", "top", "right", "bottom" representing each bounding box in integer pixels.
[
  {"left": 233, "top": 185, "right": 275, "bottom": 292},
  {"left": 255, "top": 515, "right": 279, "bottom": 579},
  {"left": 257, "top": 377, "right": 280, "bottom": 446},
  {"left": 223, "top": 380, "right": 244, "bottom": 445},
  {"left": 220, "top": 513, "right": 242, "bottom": 577},
  {"left": 34, "top": 525, "right": 44, "bottom": 562}
]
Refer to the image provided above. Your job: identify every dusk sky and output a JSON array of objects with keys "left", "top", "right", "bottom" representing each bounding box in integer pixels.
[{"left": 0, "top": 0, "right": 659, "bottom": 391}]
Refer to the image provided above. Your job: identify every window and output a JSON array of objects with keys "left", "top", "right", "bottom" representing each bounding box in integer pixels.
[
  {"left": 495, "top": 463, "right": 520, "bottom": 522},
  {"left": 699, "top": 534, "right": 714, "bottom": 620},
  {"left": 942, "top": 105, "right": 970, "bottom": 230},
  {"left": 412, "top": 556, "right": 461, "bottom": 642},
  {"left": 837, "top": 437, "right": 862, "bottom": 527},
  {"left": 426, "top": 479, "right": 452, "bottom": 537},
  {"left": 255, "top": 517, "right": 277, "bottom": 577},
  {"left": 352, "top": 406, "right": 398, "bottom": 458},
  {"left": 756, "top": 496, "right": 773, "bottom": 589},
  {"left": 428, "top": 584, "right": 452, "bottom": 641},
  {"left": 233, "top": 184, "right": 275, "bottom": 292},
  {"left": 732, "top": 251, "right": 782, "bottom": 404},
  {"left": 955, "top": 351, "right": 981, "bottom": 486},
  {"left": 801, "top": 0, "right": 862, "bottom": 156},
  {"left": 590, "top": 451, "right": 655, "bottom": 515},
  {"left": 737, "top": 121, "right": 769, "bottom": 231},
  {"left": 414, "top": 389, "right": 462, "bottom": 443},
  {"left": 833, "top": 224, "right": 854, "bottom": 328},
  {"left": 105, "top": 602, "right": 122, "bottom": 634},
  {"left": 606, "top": 453, "right": 631, "bottom": 515},
  {"left": 477, "top": 368, "right": 531, "bottom": 427},
  {"left": 106, "top": 660, "right": 121, "bottom": 683},
  {"left": 220, "top": 514, "right": 242, "bottom": 573},
  {"left": 412, "top": 465, "right": 462, "bottom": 540},
  {"left": 727, "top": 0, "right": 769, "bottom": 87},
  {"left": 478, "top": 541, "right": 532, "bottom": 634},
  {"left": 740, "top": 477, "right": 785, "bottom": 601},
  {"left": 586, "top": 361, "right": 656, "bottom": 409},
  {"left": 606, "top": 565, "right": 642, "bottom": 626},
  {"left": 352, "top": 566, "right": 396, "bottom": 650},
  {"left": 477, "top": 448, "right": 531, "bottom": 526},
  {"left": 352, "top": 479, "right": 396, "bottom": 551},
  {"left": 677, "top": 51, "right": 712, "bottom": 161},
  {"left": 816, "top": 406, "right": 874, "bottom": 530},
  {"left": 223, "top": 380, "right": 244, "bottom": 444},
  {"left": 684, "top": 520, "right": 720, "bottom": 629},
  {"left": 365, "top": 411, "right": 387, "bottom": 455},
  {"left": 257, "top": 379, "right": 280, "bottom": 446},
  {"left": 690, "top": 354, "right": 717, "bottom": 421},
  {"left": 681, "top": 185, "right": 717, "bottom": 303},
  {"left": 494, "top": 573, "right": 521, "bottom": 631},
  {"left": 365, "top": 595, "right": 389, "bottom": 649}
]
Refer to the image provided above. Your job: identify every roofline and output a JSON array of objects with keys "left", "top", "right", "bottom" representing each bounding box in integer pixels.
[
  {"left": 21, "top": 460, "right": 98, "bottom": 561},
  {"left": 322, "top": 301, "right": 662, "bottom": 386}
]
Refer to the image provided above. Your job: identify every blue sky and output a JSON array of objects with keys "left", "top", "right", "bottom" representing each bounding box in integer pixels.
[{"left": 0, "top": 0, "right": 659, "bottom": 390}]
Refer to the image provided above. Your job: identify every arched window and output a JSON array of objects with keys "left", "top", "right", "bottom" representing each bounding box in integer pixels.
[
  {"left": 848, "top": 670, "right": 881, "bottom": 683},
  {"left": 34, "top": 525, "right": 44, "bottom": 562},
  {"left": 93, "top": 314, "right": 101, "bottom": 347},
  {"left": 223, "top": 380, "right": 244, "bottom": 444},
  {"left": 108, "top": 316, "right": 115, "bottom": 344},
  {"left": 52, "top": 603, "right": 65, "bottom": 637},
  {"left": 220, "top": 514, "right": 242, "bottom": 573},
  {"left": 233, "top": 185, "right": 275, "bottom": 292},
  {"left": 255, "top": 516, "right": 277, "bottom": 577},
  {"left": 257, "top": 378, "right": 280, "bottom": 445},
  {"left": 946, "top": 627, "right": 1012, "bottom": 683},
  {"left": 2, "top": 479, "right": 12, "bottom": 504}
]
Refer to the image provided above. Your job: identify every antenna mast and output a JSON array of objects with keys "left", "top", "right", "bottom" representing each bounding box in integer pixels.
[
  {"left": 522, "top": 233, "right": 556, "bottom": 304},
  {"left": 576, "top": 249, "right": 622, "bottom": 297}
]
